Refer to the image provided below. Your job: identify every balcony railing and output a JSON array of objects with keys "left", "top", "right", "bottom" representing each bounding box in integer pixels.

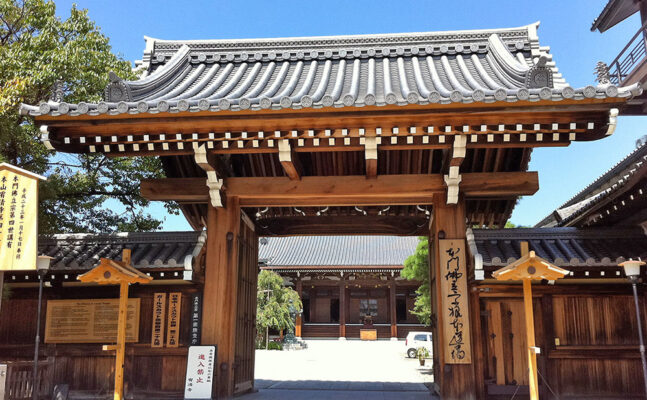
[{"left": 608, "top": 21, "right": 647, "bottom": 85}]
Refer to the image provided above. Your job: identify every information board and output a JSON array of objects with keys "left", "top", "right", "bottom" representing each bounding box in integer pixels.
[
  {"left": 184, "top": 345, "right": 216, "bottom": 399},
  {"left": 45, "top": 299, "right": 140, "bottom": 343},
  {"left": 151, "top": 293, "right": 166, "bottom": 347},
  {"left": 439, "top": 239, "right": 472, "bottom": 364},
  {"left": 166, "top": 292, "right": 181, "bottom": 347}
]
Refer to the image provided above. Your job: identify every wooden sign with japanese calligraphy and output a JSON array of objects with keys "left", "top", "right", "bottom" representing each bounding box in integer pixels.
[
  {"left": 151, "top": 293, "right": 166, "bottom": 348},
  {"left": 439, "top": 239, "right": 472, "bottom": 364},
  {"left": 184, "top": 345, "right": 216, "bottom": 399},
  {"left": 190, "top": 293, "right": 202, "bottom": 345},
  {"left": 166, "top": 292, "right": 181, "bottom": 347},
  {"left": 44, "top": 298, "right": 140, "bottom": 343},
  {"left": 0, "top": 163, "right": 45, "bottom": 271}
]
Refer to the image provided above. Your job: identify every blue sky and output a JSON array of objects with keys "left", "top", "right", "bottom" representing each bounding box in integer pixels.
[{"left": 54, "top": 0, "right": 646, "bottom": 230}]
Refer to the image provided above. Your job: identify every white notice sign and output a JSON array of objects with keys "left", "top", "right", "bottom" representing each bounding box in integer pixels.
[{"left": 184, "top": 345, "right": 216, "bottom": 399}]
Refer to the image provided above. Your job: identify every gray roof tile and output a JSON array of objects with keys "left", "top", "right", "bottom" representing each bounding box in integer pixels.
[
  {"left": 39, "top": 231, "right": 205, "bottom": 272},
  {"left": 21, "top": 23, "right": 641, "bottom": 117}
]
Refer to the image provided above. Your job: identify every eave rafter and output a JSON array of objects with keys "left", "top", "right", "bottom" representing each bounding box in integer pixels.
[{"left": 37, "top": 105, "right": 619, "bottom": 158}]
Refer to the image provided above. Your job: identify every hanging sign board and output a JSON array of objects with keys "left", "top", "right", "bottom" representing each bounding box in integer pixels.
[
  {"left": 190, "top": 293, "right": 202, "bottom": 345},
  {"left": 166, "top": 292, "right": 181, "bottom": 347},
  {"left": 151, "top": 293, "right": 166, "bottom": 348},
  {"left": 184, "top": 345, "right": 216, "bottom": 399},
  {"left": 0, "top": 163, "right": 45, "bottom": 271},
  {"left": 439, "top": 239, "right": 472, "bottom": 364},
  {"left": 44, "top": 298, "right": 140, "bottom": 343}
]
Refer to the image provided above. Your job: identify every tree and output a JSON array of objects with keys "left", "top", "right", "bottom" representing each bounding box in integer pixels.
[
  {"left": 400, "top": 237, "right": 431, "bottom": 325},
  {"left": 0, "top": 0, "right": 177, "bottom": 234},
  {"left": 256, "top": 270, "right": 302, "bottom": 349}
]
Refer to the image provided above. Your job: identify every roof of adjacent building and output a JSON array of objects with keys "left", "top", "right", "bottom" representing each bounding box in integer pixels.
[
  {"left": 591, "top": 0, "right": 639, "bottom": 33},
  {"left": 21, "top": 22, "right": 640, "bottom": 117},
  {"left": 259, "top": 235, "right": 420, "bottom": 267},
  {"left": 39, "top": 231, "right": 205, "bottom": 272},
  {"left": 470, "top": 227, "right": 647, "bottom": 268},
  {"left": 536, "top": 141, "right": 647, "bottom": 227}
]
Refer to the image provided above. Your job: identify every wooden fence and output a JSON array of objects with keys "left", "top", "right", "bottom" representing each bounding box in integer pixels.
[{"left": 3, "top": 360, "right": 52, "bottom": 400}]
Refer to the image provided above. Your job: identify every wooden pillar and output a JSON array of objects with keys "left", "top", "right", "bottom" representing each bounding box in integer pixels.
[
  {"left": 202, "top": 197, "right": 241, "bottom": 399},
  {"left": 390, "top": 279, "right": 397, "bottom": 339},
  {"left": 339, "top": 279, "right": 346, "bottom": 338},
  {"left": 429, "top": 194, "right": 476, "bottom": 399},
  {"left": 114, "top": 281, "right": 129, "bottom": 400},
  {"left": 295, "top": 279, "right": 303, "bottom": 338}
]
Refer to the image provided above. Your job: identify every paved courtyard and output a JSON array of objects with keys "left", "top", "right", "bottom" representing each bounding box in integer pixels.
[{"left": 239, "top": 339, "right": 437, "bottom": 399}]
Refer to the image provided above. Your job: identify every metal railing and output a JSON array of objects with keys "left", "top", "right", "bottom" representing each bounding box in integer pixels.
[{"left": 608, "top": 21, "right": 647, "bottom": 85}]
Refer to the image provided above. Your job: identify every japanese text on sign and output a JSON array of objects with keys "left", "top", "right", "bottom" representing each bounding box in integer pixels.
[
  {"left": 191, "top": 293, "right": 202, "bottom": 345},
  {"left": 184, "top": 345, "right": 216, "bottom": 399},
  {"left": 166, "top": 292, "right": 181, "bottom": 347},
  {"left": 439, "top": 239, "right": 472, "bottom": 364},
  {"left": 151, "top": 293, "right": 166, "bottom": 348}
]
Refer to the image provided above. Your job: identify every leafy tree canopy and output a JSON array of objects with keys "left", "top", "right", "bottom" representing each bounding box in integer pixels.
[
  {"left": 0, "top": 0, "right": 177, "bottom": 234},
  {"left": 256, "top": 270, "right": 302, "bottom": 339},
  {"left": 400, "top": 237, "right": 431, "bottom": 326}
]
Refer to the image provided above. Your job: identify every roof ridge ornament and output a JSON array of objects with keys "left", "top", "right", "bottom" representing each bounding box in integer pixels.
[
  {"left": 526, "top": 55, "right": 553, "bottom": 89},
  {"left": 104, "top": 72, "right": 132, "bottom": 102}
]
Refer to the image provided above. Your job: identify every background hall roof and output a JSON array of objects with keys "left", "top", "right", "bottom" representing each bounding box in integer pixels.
[
  {"left": 21, "top": 22, "right": 641, "bottom": 117},
  {"left": 535, "top": 141, "right": 647, "bottom": 227},
  {"left": 259, "top": 235, "right": 420, "bottom": 267}
]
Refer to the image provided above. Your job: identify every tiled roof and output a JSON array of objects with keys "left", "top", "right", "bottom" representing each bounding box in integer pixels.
[
  {"left": 21, "top": 23, "right": 641, "bottom": 117},
  {"left": 39, "top": 231, "right": 205, "bottom": 274},
  {"left": 469, "top": 227, "right": 647, "bottom": 268},
  {"left": 536, "top": 142, "right": 647, "bottom": 227},
  {"left": 591, "top": 0, "right": 638, "bottom": 33},
  {"left": 258, "top": 236, "right": 420, "bottom": 267}
]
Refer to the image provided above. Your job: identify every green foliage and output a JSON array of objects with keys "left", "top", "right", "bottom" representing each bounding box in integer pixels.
[
  {"left": 416, "top": 346, "right": 429, "bottom": 360},
  {"left": 267, "top": 341, "right": 282, "bottom": 351},
  {"left": 400, "top": 237, "right": 431, "bottom": 325},
  {"left": 256, "top": 270, "right": 302, "bottom": 347},
  {"left": 0, "top": 0, "right": 177, "bottom": 233}
]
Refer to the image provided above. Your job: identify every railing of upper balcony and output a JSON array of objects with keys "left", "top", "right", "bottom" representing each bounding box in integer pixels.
[{"left": 607, "top": 21, "right": 647, "bottom": 85}]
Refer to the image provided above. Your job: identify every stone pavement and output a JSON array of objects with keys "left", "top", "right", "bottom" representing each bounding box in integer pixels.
[{"left": 238, "top": 339, "right": 438, "bottom": 399}]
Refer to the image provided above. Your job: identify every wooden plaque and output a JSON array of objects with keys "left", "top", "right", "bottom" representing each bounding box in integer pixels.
[
  {"left": 439, "top": 239, "right": 472, "bottom": 364},
  {"left": 151, "top": 293, "right": 166, "bottom": 348},
  {"left": 166, "top": 292, "right": 181, "bottom": 347},
  {"left": 45, "top": 298, "right": 140, "bottom": 343}
]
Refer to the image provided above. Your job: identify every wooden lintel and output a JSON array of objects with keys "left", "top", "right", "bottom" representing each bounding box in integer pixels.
[{"left": 141, "top": 172, "right": 538, "bottom": 206}]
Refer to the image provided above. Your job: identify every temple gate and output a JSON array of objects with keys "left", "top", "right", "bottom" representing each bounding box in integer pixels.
[{"left": 21, "top": 22, "right": 640, "bottom": 398}]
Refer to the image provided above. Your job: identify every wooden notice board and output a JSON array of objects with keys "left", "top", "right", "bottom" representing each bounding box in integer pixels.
[
  {"left": 166, "top": 292, "right": 181, "bottom": 347},
  {"left": 151, "top": 293, "right": 166, "bottom": 347},
  {"left": 439, "top": 239, "right": 472, "bottom": 364},
  {"left": 45, "top": 299, "right": 140, "bottom": 343}
]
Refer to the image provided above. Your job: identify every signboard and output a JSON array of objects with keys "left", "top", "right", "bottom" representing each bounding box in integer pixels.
[
  {"left": 166, "top": 292, "right": 181, "bottom": 347},
  {"left": 190, "top": 293, "right": 202, "bottom": 345},
  {"left": 184, "top": 345, "right": 216, "bottom": 399},
  {"left": 0, "top": 163, "right": 45, "bottom": 271},
  {"left": 151, "top": 293, "right": 166, "bottom": 347},
  {"left": 44, "top": 299, "right": 140, "bottom": 343},
  {"left": 439, "top": 239, "right": 472, "bottom": 364}
]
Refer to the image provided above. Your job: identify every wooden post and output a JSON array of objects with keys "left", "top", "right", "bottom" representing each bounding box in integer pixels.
[
  {"left": 519, "top": 242, "right": 539, "bottom": 400},
  {"left": 201, "top": 197, "right": 241, "bottom": 398},
  {"left": 295, "top": 279, "right": 302, "bottom": 338},
  {"left": 429, "top": 194, "right": 476, "bottom": 399},
  {"left": 114, "top": 281, "right": 129, "bottom": 400},
  {"left": 339, "top": 280, "right": 346, "bottom": 338},
  {"left": 389, "top": 279, "right": 397, "bottom": 339}
]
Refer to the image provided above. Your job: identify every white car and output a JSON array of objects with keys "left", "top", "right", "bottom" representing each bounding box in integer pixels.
[{"left": 405, "top": 331, "right": 433, "bottom": 358}]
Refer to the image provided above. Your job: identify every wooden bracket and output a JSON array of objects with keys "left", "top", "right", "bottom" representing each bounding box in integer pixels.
[
  {"left": 278, "top": 139, "right": 302, "bottom": 180},
  {"left": 364, "top": 136, "right": 378, "bottom": 179},
  {"left": 40, "top": 125, "right": 55, "bottom": 150},
  {"left": 194, "top": 144, "right": 224, "bottom": 207},
  {"left": 443, "top": 135, "right": 467, "bottom": 204},
  {"left": 606, "top": 108, "right": 619, "bottom": 136}
]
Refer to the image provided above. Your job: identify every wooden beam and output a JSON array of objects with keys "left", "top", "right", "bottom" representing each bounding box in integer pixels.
[
  {"left": 278, "top": 139, "right": 302, "bottom": 180},
  {"left": 141, "top": 172, "right": 539, "bottom": 206},
  {"left": 364, "top": 137, "right": 378, "bottom": 179}
]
